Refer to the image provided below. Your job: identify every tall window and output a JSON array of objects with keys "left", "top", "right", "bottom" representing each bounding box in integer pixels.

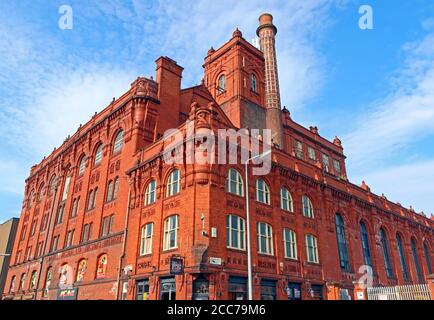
[
  {"left": 140, "top": 223, "right": 154, "bottom": 255},
  {"left": 295, "top": 140, "right": 303, "bottom": 159},
  {"left": 424, "top": 242, "right": 432, "bottom": 275},
  {"left": 396, "top": 234, "right": 409, "bottom": 281},
  {"left": 305, "top": 234, "right": 319, "bottom": 263},
  {"left": 106, "top": 178, "right": 119, "bottom": 202},
  {"left": 106, "top": 181, "right": 113, "bottom": 202},
  {"left": 218, "top": 74, "right": 226, "bottom": 92},
  {"left": 28, "top": 190, "right": 35, "bottom": 209},
  {"left": 55, "top": 204, "right": 65, "bottom": 225},
  {"left": 29, "top": 270, "right": 37, "bottom": 290},
  {"left": 70, "top": 197, "right": 80, "bottom": 218},
  {"left": 226, "top": 215, "right": 245, "bottom": 250},
  {"left": 50, "top": 235, "right": 59, "bottom": 252},
  {"left": 101, "top": 215, "right": 114, "bottom": 237},
  {"left": 283, "top": 229, "right": 297, "bottom": 259},
  {"left": 380, "top": 228, "right": 394, "bottom": 278},
  {"left": 360, "top": 222, "right": 373, "bottom": 267},
  {"left": 61, "top": 176, "right": 71, "bottom": 201},
  {"left": 163, "top": 215, "right": 178, "bottom": 251},
  {"left": 302, "top": 195, "right": 314, "bottom": 218},
  {"left": 257, "top": 222, "right": 273, "bottom": 255},
  {"left": 65, "top": 229, "right": 75, "bottom": 248},
  {"left": 49, "top": 175, "right": 57, "bottom": 196},
  {"left": 280, "top": 188, "right": 293, "bottom": 212},
  {"left": 19, "top": 273, "right": 26, "bottom": 291},
  {"left": 226, "top": 169, "right": 244, "bottom": 197},
  {"left": 44, "top": 268, "right": 52, "bottom": 297},
  {"left": 411, "top": 239, "right": 423, "bottom": 283},
  {"left": 144, "top": 180, "right": 157, "bottom": 206},
  {"left": 81, "top": 223, "right": 92, "bottom": 243},
  {"left": 78, "top": 156, "right": 86, "bottom": 176},
  {"left": 333, "top": 159, "right": 341, "bottom": 175},
  {"left": 94, "top": 143, "right": 103, "bottom": 166},
  {"left": 87, "top": 188, "right": 98, "bottom": 210},
  {"left": 113, "top": 130, "right": 124, "bottom": 154},
  {"left": 256, "top": 179, "right": 270, "bottom": 205},
  {"left": 9, "top": 275, "right": 16, "bottom": 293},
  {"left": 37, "top": 184, "right": 45, "bottom": 203},
  {"left": 335, "top": 214, "right": 350, "bottom": 271},
  {"left": 76, "top": 259, "right": 87, "bottom": 282},
  {"left": 96, "top": 254, "right": 108, "bottom": 279},
  {"left": 166, "top": 169, "right": 180, "bottom": 197},
  {"left": 308, "top": 147, "right": 316, "bottom": 161},
  {"left": 250, "top": 74, "right": 257, "bottom": 92},
  {"left": 322, "top": 154, "right": 330, "bottom": 172}
]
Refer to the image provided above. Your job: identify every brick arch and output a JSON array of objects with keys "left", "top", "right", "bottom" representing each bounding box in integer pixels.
[{"left": 109, "top": 127, "right": 125, "bottom": 153}]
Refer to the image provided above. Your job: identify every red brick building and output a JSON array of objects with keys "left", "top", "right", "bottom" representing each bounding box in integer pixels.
[{"left": 2, "top": 14, "right": 433, "bottom": 301}]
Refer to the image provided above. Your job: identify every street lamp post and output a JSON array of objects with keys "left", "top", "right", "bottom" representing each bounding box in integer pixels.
[{"left": 244, "top": 149, "right": 271, "bottom": 301}]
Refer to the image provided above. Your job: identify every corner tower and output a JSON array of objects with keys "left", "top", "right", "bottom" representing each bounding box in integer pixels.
[
  {"left": 257, "top": 13, "right": 284, "bottom": 148},
  {"left": 203, "top": 29, "right": 267, "bottom": 131}
]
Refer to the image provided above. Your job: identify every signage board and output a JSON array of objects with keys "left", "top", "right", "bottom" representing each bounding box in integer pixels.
[
  {"left": 57, "top": 288, "right": 78, "bottom": 300},
  {"left": 170, "top": 257, "right": 184, "bottom": 275}
]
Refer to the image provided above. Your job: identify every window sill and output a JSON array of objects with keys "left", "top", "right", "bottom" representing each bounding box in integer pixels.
[
  {"left": 258, "top": 253, "right": 275, "bottom": 258},
  {"left": 227, "top": 247, "right": 247, "bottom": 253}
]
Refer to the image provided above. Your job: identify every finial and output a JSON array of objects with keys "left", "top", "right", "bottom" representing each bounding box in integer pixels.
[
  {"left": 232, "top": 28, "right": 242, "bottom": 38},
  {"left": 333, "top": 136, "right": 342, "bottom": 147}
]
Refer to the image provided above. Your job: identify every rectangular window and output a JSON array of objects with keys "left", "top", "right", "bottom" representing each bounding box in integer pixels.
[
  {"left": 40, "top": 214, "right": 48, "bottom": 232},
  {"left": 71, "top": 197, "right": 79, "bottom": 218},
  {"left": 295, "top": 141, "right": 303, "bottom": 159},
  {"left": 25, "top": 246, "right": 32, "bottom": 261},
  {"left": 61, "top": 176, "right": 71, "bottom": 201},
  {"left": 55, "top": 204, "right": 65, "bottom": 225},
  {"left": 36, "top": 241, "right": 44, "bottom": 258},
  {"left": 163, "top": 215, "right": 178, "bottom": 251},
  {"left": 226, "top": 215, "right": 246, "bottom": 250},
  {"left": 322, "top": 154, "right": 329, "bottom": 172},
  {"left": 284, "top": 229, "right": 297, "bottom": 259},
  {"left": 51, "top": 236, "right": 59, "bottom": 252},
  {"left": 140, "top": 223, "right": 154, "bottom": 255},
  {"left": 30, "top": 219, "right": 37, "bottom": 236},
  {"left": 81, "top": 223, "right": 92, "bottom": 243},
  {"left": 257, "top": 222, "right": 273, "bottom": 255},
  {"left": 333, "top": 159, "right": 341, "bottom": 175},
  {"left": 101, "top": 215, "right": 114, "bottom": 237},
  {"left": 305, "top": 234, "right": 319, "bottom": 263},
  {"left": 308, "top": 147, "right": 316, "bottom": 161},
  {"left": 65, "top": 229, "right": 75, "bottom": 248}
]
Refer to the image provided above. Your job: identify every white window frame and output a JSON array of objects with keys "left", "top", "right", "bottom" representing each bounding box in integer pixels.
[
  {"left": 226, "top": 169, "right": 244, "bottom": 197},
  {"left": 144, "top": 180, "right": 157, "bottom": 206},
  {"left": 308, "top": 147, "right": 316, "bottom": 161},
  {"left": 305, "top": 234, "right": 319, "bottom": 263},
  {"left": 302, "top": 195, "right": 314, "bottom": 218},
  {"left": 322, "top": 154, "right": 329, "bottom": 172},
  {"left": 226, "top": 215, "right": 246, "bottom": 250},
  {"left": 284, "top": 229, "right": 297, "bottom": 259},
  {"left": 166, "top": 170, "right": 180, "bottom": 197},
  {"left": 280, "top": 188, "right": 293, "bottom": 212},
  {"left": 257, "top": 222, "right": 274, "bottom": 255},
  {"left": 256, "top": 179, "right": 270, "bottom": 205},
  {"left": 140, "top": 223, "right": 154, "bottom": 255},
  {"left": 163, "top": 215, "right": 178, "bottom": 251}
]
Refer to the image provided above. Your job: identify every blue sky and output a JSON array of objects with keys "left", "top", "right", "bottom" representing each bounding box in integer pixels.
[{"left": 1, "top": 0, "right": 434, "bottom": 223}]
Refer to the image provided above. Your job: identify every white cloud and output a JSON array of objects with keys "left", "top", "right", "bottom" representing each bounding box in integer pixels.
[{"left": 352, "top": 160, "right": 434, "bottom": 215}]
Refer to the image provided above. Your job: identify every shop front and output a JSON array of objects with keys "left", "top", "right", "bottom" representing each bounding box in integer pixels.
[
  {"left": 136, "top": 279, "right": 149, "bottom": 300},
  {"left": 228, "top": 276, "right": 247, "bottom": 300},
  {"left": 192, "top": 275, "right": 209, "bottom": 300},
  {"left": 160, "top": 277, "right": 176, "bottom": 300},
  {"left": 286, "top": 282, "right": 302, "bottom": 300},
  {"left": 260, "top": 279, "right": 277, "bottom": 300}
]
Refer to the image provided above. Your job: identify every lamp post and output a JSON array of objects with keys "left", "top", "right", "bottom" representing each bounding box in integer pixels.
[{"left": 244, "top": 149, "right": 271, "bottom": 300}]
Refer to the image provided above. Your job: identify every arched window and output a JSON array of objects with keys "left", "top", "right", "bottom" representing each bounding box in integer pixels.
[
  {"left": 256, "top": 179, "right": 270, "bottom": 205},
  {"left": 28, "top": 190, "right": 35, "bottom": 209},
  {"left": 29, "top": 270, "right": 37, "bottom": 290},
  {"left": 360, "top": 222, "right": 373, "bottom": 267},
  {"left": 335, "top": 214, "right": 350, "bottom": 271},
  {"left": 9, "top": 275, "right": 16, "bottom": 293},
  {"left": 424, "top": 242, "right": 432, "bottom": 275},
  {"left": 226, "top": 215, "right": 246, "bottom": 250},
  {"left": 144, "top": 180, "right": 157, "bottom": 206},
  {"left": 283, "top": 229, "right": 297, "bottom": 259},
  {"left": 44, "top": 268, "right": 52, "bottom": 297},
  {"left": 257, "top": 222, "right": 273, "bottom": 255},
  {"left": 305, "top": 234, "right": 319, "bottom": 263},
  {"left": 226, "top": 169, "right": 244, "bottom": 197},
  {"left": 37, "top": 184, "right": 45, "bottom": 203},
  {"left": 94, "top": 143, "right": 103, "bottom": 166},
  {"left": 76, "top": 259, "right": 87, "bottom": 282},
  {"left": 140, "top": 223, "right": 154, "bottom": 255},
  {"left": 302, "top": 195, "right": 314, "bottom": 218},
  {"left": 113, "top": 177, "right": 119, "bottom": 200},
  {"left": 250, "top": 74, "right": 257, "bottom": 92},
  {"left": 19, "top": 273, "right": 26, "bottom": 291},
  {"left": 280, "top": 188, "right": 293, "bottom": 212},
  {"left": 96, "top": 254, "right": 108, "bottom": 279},
  {"left": 411, "top": 239, "right": 423, "bottom": 283},
  {"left": 106, "top": 181, "right": 113, "bottom": 202},
  {"left": 59, "top": 264, "right": 71, "bottom": 287},
  {"left": 166, "top": 169, "right": 180, "bottom": 197},
  {"left": 396, "top": 233, "right": 409, "bottom": 281},
  {"left": 49, "top": 175, "right": 56, "bottom": 196},
  {"left": 380, "top": 228, "right": 393, "bottom": 278},
  {"left": 113, "top": 130, "right": 124, "bottom": 154},
  {"left": 163, "top": 215, "right": 179, "bottom": 251},
  {"left": 218, "top": 74, "right": 226, "bottom": 92},
  {"left": 78, "top": 156, "right": 86, "bottom": 176}
]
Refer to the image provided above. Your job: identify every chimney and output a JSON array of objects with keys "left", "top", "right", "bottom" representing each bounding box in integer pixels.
[{"left": 257, "top": 13, "right": 283, "bottom": 148}]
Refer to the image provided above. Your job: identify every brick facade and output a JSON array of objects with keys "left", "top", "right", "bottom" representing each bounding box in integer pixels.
[{"left": 2, "top": 14, "right": 433, "bottom": 301}]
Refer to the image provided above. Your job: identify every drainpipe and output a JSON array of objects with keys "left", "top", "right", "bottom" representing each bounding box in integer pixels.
[{"left": 116, "top": 180, "right": 132, "bottom": 300}]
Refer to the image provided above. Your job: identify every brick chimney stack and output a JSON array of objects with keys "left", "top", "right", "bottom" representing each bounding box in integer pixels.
[{"left": 257, "top": 13, "right": 283, "bottom": 148}]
